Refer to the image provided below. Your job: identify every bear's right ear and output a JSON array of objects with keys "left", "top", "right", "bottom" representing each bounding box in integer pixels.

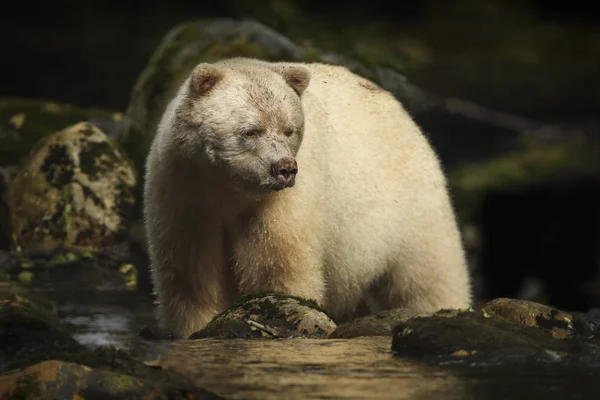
[
  {"left": 277, "top": 65, "right": 311, "bottom": 96},
  {"left": 189, "top": 64, "right": 224, "bottom": 96}
]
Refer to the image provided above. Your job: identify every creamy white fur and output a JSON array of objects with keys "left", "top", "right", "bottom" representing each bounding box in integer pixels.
[{"left": 144, "top": 58, "right": 471, "bottom": 337}]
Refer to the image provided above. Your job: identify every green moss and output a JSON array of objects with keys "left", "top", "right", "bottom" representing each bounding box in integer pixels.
[
  {"left": 17, "top": 271, "right": 34, "bottom": 284},
  {"left": 106, "top": 373, "right": 139, "bottom": 390},
  {"left": 50, "top": 252, "right": 78, "bottom": 265},
  {"left": 237, "top": 291, "right": 325, "bottom": 314}
]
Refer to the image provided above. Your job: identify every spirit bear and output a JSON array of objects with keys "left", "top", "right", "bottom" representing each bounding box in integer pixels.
[{"left": 144, "top": 58, "right": 471, "bottom": 337}]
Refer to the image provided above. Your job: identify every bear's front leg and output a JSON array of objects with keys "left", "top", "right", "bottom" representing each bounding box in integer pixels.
[
  {"left": 150, "top": 220, "right": 237, "bottom": 338},
  {"left": 230, "top": 208, "right": 326, "bottom": 305}
]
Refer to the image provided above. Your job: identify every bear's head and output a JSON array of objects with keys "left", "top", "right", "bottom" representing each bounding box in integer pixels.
[{"left": 172, "top": 60, "right": 311, "bottom": 196}]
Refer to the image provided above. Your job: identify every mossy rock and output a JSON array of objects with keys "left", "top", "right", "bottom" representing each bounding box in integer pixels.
[
  {"left": 449, "top": 138, "right": 600, "bottom": 223},
  {"left": 329, "top": 308, "right": 426, "bottom": 339},
  {"left": 189, "top": 293, "right": 336, "bottom": 339},
  {"left": 482, "top": 298, "right": 595, "bottom": 340},
  {"left": 0, "top": 360, "right": 222, "bottom": 399},
  {"left": 0, "top": 97, "right": 124, "bottom": 167},
  {"left": 392, "top": 305, "right": 600, "bottom": 360},
  {"left": 7, "top": 122, "right": 136, "bottom": 251}
]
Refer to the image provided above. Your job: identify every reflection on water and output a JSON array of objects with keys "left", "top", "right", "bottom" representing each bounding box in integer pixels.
[
  {"left": 59, "top": 305, "right": 133, "bottom": 347},
  {"left": 132, "top": 337, "right": 600, "bottom": 400},
  {"left": 37, "top": 289, "right": 600, "bottom": 399},
  {"left": 42, "top": 289, "right": 155, "bottom": 350}
]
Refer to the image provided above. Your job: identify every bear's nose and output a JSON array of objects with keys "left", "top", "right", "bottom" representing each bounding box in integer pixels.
[{"left": 271, "top": 158, "right": 298, "bottom": 188}]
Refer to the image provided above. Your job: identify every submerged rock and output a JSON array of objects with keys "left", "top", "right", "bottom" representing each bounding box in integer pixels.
[
  {"left": 392, "top": 299, "right": 600, "bottom": 360},
  {"left": 7, "top": 122, "right": 136, "bottom": 251},
  {"left": 329, "top": 308, "right": 426, "bottom": 339},
  {"left": 0, "top": 360, "right": 222, "bottom": 400},
  {"left": 189, "top": 293, "right": 336, "bottom": 339}
]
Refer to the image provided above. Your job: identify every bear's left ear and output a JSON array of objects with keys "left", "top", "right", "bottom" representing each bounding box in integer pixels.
[
  {"left": 277, "top": 65, "right": 311, "bottom": 96},
  {"left": 189, "top": 64, "right": 224, "bottom": 96}
]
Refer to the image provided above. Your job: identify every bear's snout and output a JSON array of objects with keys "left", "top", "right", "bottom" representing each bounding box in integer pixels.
[{"left": 271, "top": 158, "right": 298, "bottom": 190}]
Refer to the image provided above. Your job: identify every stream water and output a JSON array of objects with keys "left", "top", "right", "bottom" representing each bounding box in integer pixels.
[{"left": 40, "top": 289, "right": 600, "bottom": 399}]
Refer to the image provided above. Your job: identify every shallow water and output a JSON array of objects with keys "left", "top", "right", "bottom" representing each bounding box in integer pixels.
[
  {"left": 129, "top": 337, "right": 600, "bottom": 400},
  {"left": 40, "top": 289, "right": 600, "bottom": 399},
  {"left": 44, "top": 289, "right": 155, "bottom": 350}
]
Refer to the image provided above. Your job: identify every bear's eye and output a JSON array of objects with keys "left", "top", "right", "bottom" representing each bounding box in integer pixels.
[
  {"left": 243, "top": 129, "right": 261, "bottom": 138},
  {"left": 284, "top": 127, "right": 294, "bottom": 137}
]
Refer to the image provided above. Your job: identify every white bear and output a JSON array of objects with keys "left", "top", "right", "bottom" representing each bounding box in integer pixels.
[{"left": 144, "top": 58, "right": 471, "bottom": 337}]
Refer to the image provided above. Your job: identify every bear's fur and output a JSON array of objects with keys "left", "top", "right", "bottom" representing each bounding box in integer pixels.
[{"left": 144, "top": 58, "right": 471, "bottom": 337}]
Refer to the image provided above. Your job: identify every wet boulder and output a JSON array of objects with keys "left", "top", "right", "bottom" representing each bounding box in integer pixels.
[
  {"left": 391, "top": 299, "right": 600, "bottom": 361},
  {"left": 189, "top": 293, "right": 336, "bottom": 339},
  {"left": 7, "top": 122, "right": 136, "bottom": 252}
]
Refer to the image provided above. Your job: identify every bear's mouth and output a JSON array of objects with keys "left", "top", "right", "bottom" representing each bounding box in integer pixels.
[{"left": 269, "top": 179, "right": 295, "bottom": 191}]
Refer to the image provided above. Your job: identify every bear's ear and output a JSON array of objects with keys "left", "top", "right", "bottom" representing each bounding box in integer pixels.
[
  {"left": 277, "top": 65, "right": 311, "bottom": 96},
  {"left": 189, "top": 64, "right": 224, "bottom": 96}
]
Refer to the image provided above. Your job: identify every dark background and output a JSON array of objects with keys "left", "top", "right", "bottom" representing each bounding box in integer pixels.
[{"left": 1, "top": 0, "right": 599, "bottom": 119}]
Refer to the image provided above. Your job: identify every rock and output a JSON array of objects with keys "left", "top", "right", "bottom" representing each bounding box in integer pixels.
[
  {"left": 482, "top": 298, "right": 595, "bottom": 339},
  {"left": 0, "top": 290, "right": 81, "bottom": 370},
  {"left": 0, "top": 97, "right": 124, "bottom": 167},
  {"left": 329, "top": 308, "right": 425, "bottom": 339},
  {"left": 392, "top": 301, "right": 600, "bottom": 360},
  {"left": 7, "top": 122, "right": 136, "bottom": 251},
  {"left": 189, "top": 293, "right": 336, "bottom": 339},
  {"left": 0, "top": 360, "right": 222, "bottom": 399}
]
